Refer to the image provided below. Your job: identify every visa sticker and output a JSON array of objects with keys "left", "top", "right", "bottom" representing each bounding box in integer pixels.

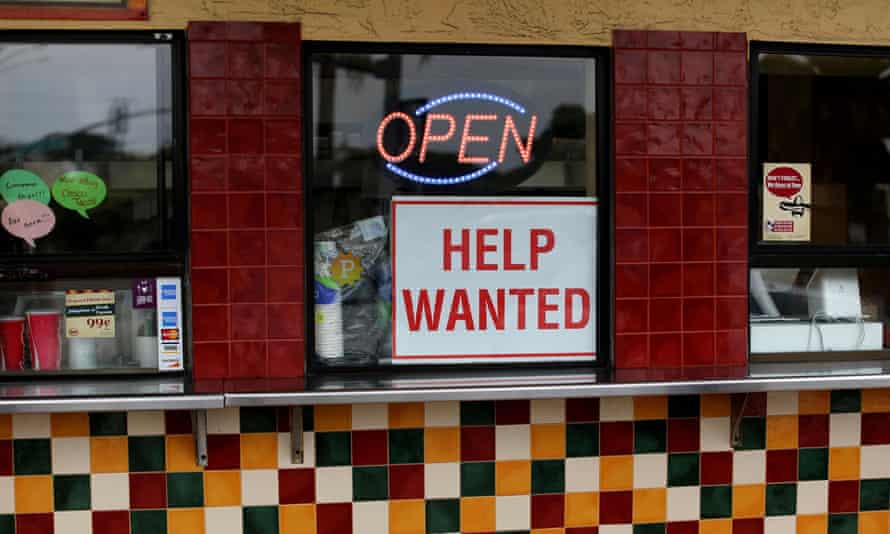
[
  {"left": 161, "top": 311, "right": 177, "bottom": 328},
  {"left": 160, "top": 284, "right": 177, "bottom": 300}
]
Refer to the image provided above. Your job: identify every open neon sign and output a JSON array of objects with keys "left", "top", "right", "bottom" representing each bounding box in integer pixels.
[{"left": 376, "top": 92, "right": 538, "bottom": 185}]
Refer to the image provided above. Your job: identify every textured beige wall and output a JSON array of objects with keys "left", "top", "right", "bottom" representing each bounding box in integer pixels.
[{"left": 3, "top": 0, "right": 890, "bottom": 46}]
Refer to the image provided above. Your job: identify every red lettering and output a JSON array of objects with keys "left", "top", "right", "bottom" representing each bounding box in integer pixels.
[
  {"left": 530, "top": 228, "right": 555, "bottom": 270},
  {"left": 503, "top": 229, "right": 525, "bottom": 271},
  {"left": 443, "top": 228, "right": 470, "bottom": 271},
  {"left": 476, "top": 228, "right": 498, "bottom": 271},
  {"left": 479, "top": 289, "right": 505, "bottom": 330},
  {"left": 446, "top": 289, "right": 475, "bottom": 331},
  {"left": 402, "top": 289, "right": 445, "bottom": 331},
  {"left": 498, "top": 114, "right": 537, "bottom": 163},
  {"left": 458, "top": 114, "right": 497, "bottom": 164},
  {"left": 509, "top": 288, "right": 534, "bottom": 330},
  {"left": 376, "top": 112, "right": 416, "bottom": 163},
  {"left": 419, "top": 113, "right": 456, "bottom": 163},
  {"left": 565, "top": 288, "right": 591, "bottom": 329},
  {"left": 537, "top": 288, "right": 559, "bottom": 330}
]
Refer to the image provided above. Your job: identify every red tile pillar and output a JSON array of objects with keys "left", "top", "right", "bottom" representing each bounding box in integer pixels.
[
  {"left": 613, "top": 30, "right": 748, "bottom": 370},
  {"left": 188, "top": 21, "right": 305, "bottom": 379}
]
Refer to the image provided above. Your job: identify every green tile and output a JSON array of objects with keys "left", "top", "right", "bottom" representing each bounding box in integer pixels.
[
  {"left": 240, "top": 407, "right": 278, "bottom": 433},
  {"left": 634, "top": 420, "right": 667, "bottom": 454},
  {"left": 302, "top": 406, "right": 314, "bottom": 432},
  {"left": 460, "top": 401, "right": 494, "bottom": 426},
  {"left": 735, "top": 418, "right": 766, "bottom": 450},
  {"left": 53, "top": 474, "right": 90, "bottom": 511},
  {"left": 316, "top": 432, "right": 351, "bottom": 467},
  {"left": 830, "top": 390, "right": 861, "bottom": 413},
  {"left": 389, "top": 429, "right": 423, "bottom": 464},
  {"left": 244, "top": 506, "right": 278, "bottom": 534},
  {"left": 461, "top": 461, "right": 495, "bottom": 497},
  {"left": 798, "top": 448, "right": 828, "bottom": 481},
  {"left": 89, "top": 412, "right": 127, "bottom": 436},
  {"left": 667, "top": 453, "right": 699, "bottom": 487},
  {"left": 566, "top": 423, "right": 598, "bottom": 457},
  {"left": 426, "top": 499, "right": 460, "bottom": 533},
  {"left": 531, "top": 460, "right": 565, "bottom": 494},
  {"left": 861, "top": 479, "right": 890, "bottom": 511},
  {"left": 167, "top": 472, "right": 203, "bottom": 507},
  {"left": 700, "top": 485, "right": 732, "bottom": 519},
  {"left": 829, "top": 513, "right": 857, "bottom": 534},
  {"left": 353, "top": 466, "right": 388, "bottom": 501},
  {"left": 131, "top": 510, "right": 166, "bottom": 534},
  {"left": 0, "top": 516, "right": 12, "bottom": 534},
  {"left": 13, "top": 438, "right": 51, "bottom": 475},
  {"left": 129, "top": 436, "right": 166, "bottom": 472},
  {"left": 634, "top": 524, "right": 666, "bottom": 534},
  {"left": 668, "top": 395, "right": 699, "bottom": 418},
  {"left": 765, "top": 483, "right": 796, "bottom": 516}
]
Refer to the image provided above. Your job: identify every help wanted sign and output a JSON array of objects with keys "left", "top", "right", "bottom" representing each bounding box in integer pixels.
[{"left": 391, "top": 197, "right": 597, "bottom": 364}]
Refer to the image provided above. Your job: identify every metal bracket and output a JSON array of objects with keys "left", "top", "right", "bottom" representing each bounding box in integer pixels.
[
  {"left": 290, "top": 406, "right": 304, "bottom": 464},
  {"left": 730, "top": 393, "right": 749, "bottom": 449},
  {"left": 191, "top": 409, "right": 208, "bottom": 467}
]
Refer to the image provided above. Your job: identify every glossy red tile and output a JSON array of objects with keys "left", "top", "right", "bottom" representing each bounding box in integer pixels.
[
  {"left": 267, "top": 267, "right": 302, "bottom": 302},
  {"left": 92, "top": 511, "right": 129, "bottom": 534},
  {"left": 682, "top": 228, "right": 715, "bottom": 261},
  {"left": 266, "top": 156, "right": 301, "bottom": 190},
  {"left": 615, "top": 229, "right": 649, "bottom": 262},
  {"left": 766, "top": 449, "right": 797, "bottom": 483},
  {"left": 683, "top": 332, "right": 715, "bottom": 366},
  {"left": 682, "top": 123, "right": 713, "bottom": 155},
  {"left": 352, "top": 430, "right": 388, "bottom": 466},
  {"left": 683, "top": 193, "right": 715, "bottom": 227},
  {"left": 265, "top": 43, "right": 300, "bottom": 79},
  {"left": 615, "top": 123, "right": 647, "bottom": 155},
  {"left": 278, "top": 468, "right": 315, "bottom": 504},
  {"left": 566, "top": 398, "right": 599, "bottom": 422},
  {"left": 736, "top": 392, "right": 767, "bottom": 417},
  {"left": 461, "top": 426, "right": 495, "bottom": 462},
  {"left": 650, "top": 228, "right": 682, "bottom": 262},
  {"left": 268, "top": 303, "right": 303, "bottom": 338},
  {"left": 531, "top": 493, "right": 565, "bottom": 529},
  {"left": 16, "top": 514, "right": 53, "bottom": 534},
  {"left": 230, "top": 267, "right": 265, "bottom": 303},
  {"left": 716, "top": 158, "right": 747, "bottom": 191},
  {"left": 191, "top": 118, "right": 227, "bottom": 155},
  {"left": 192, "top": 193, "right": 228, "bottom": 230},
  {"left": 716, "top": 262, "right": 747, "bottom": 296},
  {"left": 716, "top": 297, "right": 747, "bottom": 329},
  {"left": 268, "top": 229, "right": 303, "bottom": 265},
  {"left": 647, "top": 30, "right": 682, "bottom": 49},
  {"left": 566, "top": 528, "right": 599, "bottom": 534},
  {"left": 648, "top": 51, "right": 682, "bottom": 84},
  {"left": 681, "top": 87, "right": 713, "bottom": 122},
  {"left": 267, "top": 340, "right": 305, "bottom": 377},
  {"left": 829, "top": 480, "right": 859, "bottom": 513},
  {"left": 683, "top": 262, "right": 715, "bottom": 297},
  {"left": 264, "top": 80, "right": 301, "bottom": 116},
  {"left": 191, "top": 156, "right": 227, "bottom": 191},
  {"left": 192, "top": 342, "right": 229, "bottom": 379},
  {"left": 613, "top": 29, "right": 647, "bottom": 49},
  {"left": 226, "top": 21, "right": 264, "bottom": 41},
  {"left": 718, "top": 32, "right": 747, "bottom": 51},
  {"left": 684, "top": 158, "right": 714, "bottom": 190},
  {"left": 267, "top": 193, "right": 301, "bottom": 228},
  {"left": 207, "top": 434, "right": 241, "bottom": 469},
  {"left": 189, "top": 42, "right": 226, "bottom": 77},
  {"left": 389, "top": 464, "right": 424, "bottom": 499},
  {"left": 700, "top": 451, "right": 733, "bottom": 485},
  {"left": 495, "top": 400, "right": 531, "bottom": 425},
  {"left": 129, "top": 473, "right": 166, "bottom": 509},
  {"left": 264, "top": 22, "right": 301, "bottom": 42},
  {"left": 229, "top": 192, "right": 266, "bottom": 228},
  {"left": 650, "top": 333, "right": 682, "bottom": 367},
  {"left": 231, "top": 303, "right": 266, "bottom": 340},
  {"left": 165, "top": 411, "right": 193, "bottom": 434},
  {"left": 316, "top": 503, "right": 352, "bottom": 534},
  {"left": 228, "top": 155, "right": 265, "bottom": 191},
  {"left": 861, "top": 413, "right": 890, "bottom": 444},
  {"left": 616, "top": 264, "right": 648, "bottom": 299},
  {"left": 649, "top": 158, "right": 682, "bottom": 191},
  {"left": 681, "top": 52, "right": 714, "bottom": 85},
  {"left": 681, "top": 31, "right": 716, "bottom": 50},
  {"left": 615, "top": 300, "right": 648, "bottom": 334},
  {"left": 668, "top": 418, "right": 700, "bottom": 452},
  {"left": 715, "top": 122, "right": 746, "bottom": 156},
  {"left": 715, "top": 52, "right": 746, "bottom": 85},
  {"left": 600, "top": 421, "right": 634, "bottom": 455},
  {"left": 265, "top": 119, "right": 302, "bottom": 154},
  {"left": 598, "top": 491, "right": 632, "bottom": 524},
  {"left": 0, "top": 440, "right": 11, "bottom": 476},
  {"left": 615, "top": 158, "right": 647, "bottom": 192},
  {"left": 227, "top": 79, "right": 263, "bottom": 116},
  {"left": 187, "top": 21, "right": 227, "bottom": 41},
  {"left": 647, "top": 87, "right": 681, "bottom": 120},
  {"left": 716, "top": 227, "right": 747, "bottom": 260},
  {"left": 649, "top": 193, "right": 682, "bottom": 228},
  {"left": 191, "top": 231, "right": 228, "bottom": 267},
  {"left": 713, "top": 87, "right": 745, "bottom": 121},
  {"left": 647, "top": 123, "right": 682, "bottom": 155},
  {"left": 228, "top": 42, "right": 263, "bottom": 79},
  {"left": 229, "top": 230, "right": 266, "bottom": 267},
  {"left": 716, "top": 330, "right": 747, "bottom": 366},
  {"left": 229, "top": 340, "right": 268, "bottom": 378},
  {"left": 651, "top": 298, "right": 682, "bottom": 331},
  {"left": 733, "top": 518, "right": 763, "bottom": 534},
  {"left": 192, "top": 305, "right": 229, "bottom": 342},
  {"left": 667, "top": 521, "right": 700, "bottom": 534},
  {"left": 683, "top": 298, "right": 715, "bottom": 331},
  {"left": 229, "top": 118, "right": 264, "bottom": 155},
  {"left": 614, "top": 50, "right": 647, "bottom": 84},
  {"left": 616, "top": 193, "right": 647, "bottom": 228},
  {"left": 716, "top": 193, "right": 747, "bottom": 226},
  {"left": 616, "top": 86, "right": 647, "bottom": 120},
  {"left": 798, "top": 414, "right": 829, "bottom": 447},
  {"left": 615, "top": 334, "right": 648, "bottom": 369},
  {"left": 192, "top": 268, "right": 228, "bottom": 305},
  {"left": 650, "top": 264, "right": 682, "bottom": 298},
  {"left": 190, "top": 79, "right": 226, "bottom": 116}
]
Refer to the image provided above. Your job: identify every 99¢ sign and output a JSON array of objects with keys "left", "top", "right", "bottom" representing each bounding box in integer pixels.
[{"left": 391, "top": 197, "right": 597, "bottom": 364}]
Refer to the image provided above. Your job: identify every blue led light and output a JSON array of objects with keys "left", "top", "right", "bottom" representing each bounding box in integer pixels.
[
  {"left": 415, "top": 92, "right": 526, "bottom": 116},
  {"left": 386, "top": 162, "right": 499, "bottom": 186}
]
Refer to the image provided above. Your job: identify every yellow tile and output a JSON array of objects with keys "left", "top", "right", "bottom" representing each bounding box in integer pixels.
[
  {"left": 732, "top": 484, "right": 765, "bottom": 518},
  {"left": 860, "top": 511, "right": 890, "bottom": 534},
  {"left": 766, "top": 415, "right": 798, "bottom": 449},
  {"left": 862, "top": 389, "right": 890, "bottom": 413},
  {"left": 204, "top": 470, "right": 241, "bottom": 506},
  {"left": 565, "top": 491, "right": 598, "bottom": 527},
  {"left": 241, "top": 433, "right": 278, "bottom": 469},
  {"left": 634, "top": 396, "right": 667, "bottom": 420},
  {"left": 389, "top": 403, "right": 424, "bottom": 428},
  {"left": 600, "top": 455, "right": 633, "bottom": 491},
  {"left": 799, "top": 391, "right": 831, "bottom": 414},
  {"left": 51, "top": 413, "right": 89, "bottom": 437},
  {"left": 14, "top": 475, "right": 52, "bottom": 514},
  {"left": 797, "top": 514, "right": 827, "bottom": 534},
  {"left": 701, "top": 395, "right": 732, "bottom": 417},
  {"left": 424, "top": 427, "right": 460, "bottom": 463},
  {"left": 280, "top": 504, "right": 316, "bottom": 534},
  {"left": 314, "top": 405, "right": 351, "bottom": 431},
  {"left": 496, "top": 460, "right": 531, "bottom": 496},
  {"left": 632, "top": 488, "right": 666, "bottom": 524},
  {"left": 169, "top": 509, "right": 205, "bottom": 534},
  {"left": 167, "top": 435, "right": 202, "bottom": 472},
  {"left": 829, "top": 447, "right": 861, "bottom": 480},
  {"left": 390, "top": 499, "right": 424, "bottom": 534},
  {"left": 460, "top": 497, "right": 495, "bottom": 533},
  {"left": 90, "top": 437, "right": 128, "bottom": 473},
  {"left": 0, "top": 414, "right": 11, "bottom": 439},
  {"left": 700, "top": 518, "right": 733, "bottom": 534},
  {"left": 531, "top": 424, "right": 566, "bottom": 459}
]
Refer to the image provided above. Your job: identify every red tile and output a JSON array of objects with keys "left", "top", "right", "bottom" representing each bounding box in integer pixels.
[
  {"left": 389, "top": 464, "right": 424, "bottom": 499},
  {"left": 265, "top": 120, "right": 302, "bottom": 154},
  {"left": 228, "top": 42, "right": 263, "bottom": 78},
  {"left": 649, "top": 159, "right": 682, "bottom": 191},
  {"left": 732, "top": 518, "right": 763, "bottom": 534},
  {"left": 716, "top": 122, "right": 746, "bottom": 156},
  {"left": 613, "top": 30, "right": 647, "bottom": 49},
  {"left": 683, "top": 298, "right": 715, "bottom": 331},
  {"left": 229, "top": 118, "right": 264, "bottom": 155},
  {"left": 615, "top": 123, "right": 646, "bottom": 155},
  {"left": 717, "top": 158, "right": 747, "bottom": 191},
  {"left": 717, "top": 193, "right": 747, "bottom": 226},
  {"left": 650, "top": 263, "right": 682, "bottom": 298},
  {"left": 461, "top": 426, "right": 495, "bottom": 462},
  {"left": 192, "top": 193, "right": 228, "bottom": 230},
  {"left": 352, "top": 430, "right": 388, "bottom": 466},
  {"left": 716, "top": 298, "right": 747, "bottom": 329},
  {"left": 268, "top": 303, "right": 303, "bottom": 338},
  {"left": 566, "top": 398, "right": 599, "bottom": 422},
  {"left": 683, "top": 332, "right": 715, "bottom": 367},
  {"left": 227, "top": 79, "right": 263, "bottom": 116},
  {"left": 716, "top": 32, "right": 746, "bottom": 51},
  {"left": 862, "top": 413, "right": 890, "bottom": 445},
  {"left": 600, "top": 422, "right": 633, "bottom": 455},
  {"left": 798, "top": 414, "right": 829, "bottom": 447},
  {"left": 229, "top": 230, "right": 266, "bottom": 267},
  {"left": 681, "top": 52, "right": 713, "bottom": 85},
  {"left": 716, "top": 263, "right": 747, "bottom": 296},
  {"left": 647, "top": 31, "right": 682, "bottom": 49},
  {"left": 265, "top": 43, "right": 300, "bottom": 79},
  {"left": 716, "top": 228, "right": 747, "bottom": 260},
  {"left": 615, "top": 300, "right": 647, "bottom": 334},
  {"left": 651, "top": 298, "right": 682, "bottom": 331},
  {"left": 683, "top": 193, "right": 715, "bottom": 227},
  {"left": 715, "top": 52, "right": 746, "bottom": 85},
  {"left": 189, "top": 42, "right": 226, "bottom": 77},
  {"left": 668, "top": 418, "right": 700, "bottom": 452},
  {"left": 266, "top": 156, "right": 301, "bottom": 190},
  {"left": 165, "top": 411, "right": 192, "bottom": 434},
  {"left": 207, "top": 434, "right": 240, "bottom": 469},
  {"left": 192, "top": 231, "right": 228, "bottom": 267},
  {"left": 766, "top": 449, "right": 797, "bottom": 483},
  {"left": 616, "top": 86, "right": 647, "bottom": 120},
  {"left": 278, "top": 468, "right": 315, "bottom": 504},
  {"left": 683, "top": 263, "right": 714, "bottom": 297},
  {"left": 649, "top": 193, "right": 682, "bottom": 227},
  {"left": 268, "top": 229, "right": 303, "bottom": 265},
  {"left": 268, "top": 194, "right": 301, "bottom": 228},
  {"left": 713, "top": 87, "right": 745, "bottom": 121},
  {"left": 648, "top": 51, "right": 681, "bottom": 84},
  {"left": 684, "top": 158, "right": 714, "bottom": 190},
  {"left": 615, "top": 158, "right": 647, "bottom": 192},
  {"left": 829, "top": 480, "right": 859, "bottom": 513},
  {"left": 681, "top": 87, "right": 713, "bottom": 121},
  {"left": 650, "top": 333, "right": 682, "bottom": 367},
  {"left": 496, "top": 400, "right": 530, "bottom": 425},
  {"left": 682, "top": 123, "right": 713, "bottom": 155},
  {"left": 277, "top": 407, "right": 292, "bottom": 432},
  {"left": 229, "top": 341, "right": 267, "bottom": 378},
  {"left": 700, "top": 451, "right": 733, "bottom": 485},
  {"left": 265, "top": 80, "right": 301, "bottom": 116},
  {"left": 268, "top": 267, "right": 303, "bottom": 302},
  {"left": 17, "top": 514, "right": 53, "bottom": 534},
  {"left": 190, "top": 79, "right": 226, "bottom": 116},
  {"left": 531, "top": 494, "right": 565, "bottom": 529},
  {"left": 268, "top": 340, "right": 305, "bottom": 377},
  {"left": 667, "top": 521, "right": 700, "bottom": 534},
  {"left": 129, "top": 473, "right": 166, "bottom": 509},
  {"left": 647, "top": 123, "right": 682, "bottom": 155},
  {"left": 616, "top": 333, "right": 649, "bottom": 369},
  {"left": 316, "top": 503, "right": 352, "bottom": 534},
  {"left": 187, "top": 21, "right": 227, "bottom": 41},
  {"left": 647, "top": 87, "right": 680, "bottom": 120},
  {"left": 228, "top": 193, "right": 265, "bottom": 229},
  {"left": 683, "top": 228, "right": 715, "bottom": 261},
  {"left": 192, "top": 268, "right": 228, "bottom": 305},
  {"left": 616, "top": 193, "right": 647, "bottom": 228},
  {"left": 716, "top": 330, "right": 747, "bottom": 366},
  {"left": 264, "top": 21, "right": 301, "bottom": 42},
  {"left": 230, "top": 267, "right": 266, "bottom": 303},
  {"left": 192, "top": 342, "right": 229, "bottom": 379},
  {"left": 650, "top": 228, "right": 682, "bottom": 261},
  {"left": 736, "top": 392, "right": 767, "bottom": 417},
  {"left": 227, "top": 21, "right": 264, "bottom": 41},
  {"left": 598, "top": 491, "right": 632, "bottom": 524},
  {"left": 0, "top": 440, "right": 11, "bottom": 475},
  {"left": 616, "top": 264, "right": 648, "bottom": 299},
  {"left": 614, "top": 50, "right": 647, "bottom": 84},
  {"left": 192, "top": 305, "right": 229, "bottom": 342},
  {"left": 681, "top": 32, "right": 715, "bottom": 50},
  {"left": 566, "top": 528, "right": 599, "bottom": 534},
  {"left": 231, "top": 303, "right": 266, "bottom": 340},
  {"left": 191, "top": 118, "right": 227, "bottom": 155},
  {"left": 615, "top": 229, "right": 648, "bottom": 262},
  {"left": 228, "top": 155, "right": 265, "bottom": 191},
  {"left": 92, "top": 511, "right": 129, "bottom": 534},
  {"left": 191, "top": 156, "right": 227, "bottom": 191}
]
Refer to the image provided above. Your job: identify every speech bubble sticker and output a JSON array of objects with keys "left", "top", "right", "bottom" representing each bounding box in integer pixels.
[
  {"left": 2, "top": 199, "right": 56, "bottom": 248},
  {"left": 52, "top": 171, "right": 107, "bottom": 219},
  {"left": 0, "top": 170, "right": 50, "bottom": 205}
]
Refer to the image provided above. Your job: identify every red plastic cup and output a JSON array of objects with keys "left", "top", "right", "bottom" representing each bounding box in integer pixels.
[
  {"left": 26, "top": 310, "right": 61, "bottom": 371},
  {"left": 0, "top": 316, "right": 25, "bottom": 371}
]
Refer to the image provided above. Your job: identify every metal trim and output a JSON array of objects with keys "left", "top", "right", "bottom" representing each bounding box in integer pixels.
[{"left": 0, "top": 394, "right": 223, "bottom": 413}]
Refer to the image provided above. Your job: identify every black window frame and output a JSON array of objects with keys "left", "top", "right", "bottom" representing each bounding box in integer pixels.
[{"left": 302, "top": 40, "right": 613, "bottom": 375}]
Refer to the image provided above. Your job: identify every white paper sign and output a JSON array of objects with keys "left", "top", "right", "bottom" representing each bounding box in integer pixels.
[{"left": 391, "top": 196, "right": 597, "bottom": 364}]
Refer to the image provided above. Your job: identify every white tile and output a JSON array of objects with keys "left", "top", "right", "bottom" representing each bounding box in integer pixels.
[
  {"left": 207, "top": 408, "right": 240, "bottom": 434},
  {"left": 52, "top": 437, "right": 90, "bottom": 474},
  {"left": 495, "top": 495, "right": 530, "bottom": 531},
  {"left": 127, "top": 411, "right": 165, "bottom": 436},
  {"left": 600, "top": 525, "right": 633, "bottom": 534},
  {"left": 278, "top": 432, "right": 315, "bottom": 468},
  {"left": 796, "top": 481, "right": 828, "bottom": 514},
  {"left": 633, "top": 453, "right": 667, "bottom": 488},
  {"left": 241, "top": 469, "right": 278, "bottom": 505},
  {"left": 353, "top": 502, "right": 388, "bottom": 534},
  {"left": 667, "top": 486, "right": 699, "bottom": 522},
  {"left": 733, "top": 451, "right": 766, "bottom": 485},
  {"left": 599, "top": 397, "right": 633, "bottom": 421},
  {"left": 316, "top": 466, "right": 352, "bottom": 503},
  {"left": 700, "top": 417, "right": 731, "bottom": 451},
  {"left": 425, "top": 463, "right": 460, "bottom": 498},
  {"left": 861, "top": 445, "right": 890, "bottom": 478},
  {"left": 495, "top": 425, "right": 530, "bottom": 460},
  {"left": 425, "top": 402, "right": 460, "bottom": 427},
  {"left": 565, "top": 457, "right": 598, "bottom": 492},
  {"left": 829, "top": 414, "right": 861, "bottom": 447},
  {"left": 767, "top": 392, "right": 799, "bottom": 415},
  {"left": 765, "top": 516, "right": 796, "bottom": 534},
  {"left": 205, "top": 506, "right": 242, "bottom": 534},
  {"left": 0, "top": 478, "right": 13, "bottom": 514},
  {"left": 12, "top": 413, "right": 50, "bottom": 438},
  {"left": 530, "top": 399, "right": 565, "bottom": 423},
  {"left": 352, "top": 404, "right": 388, "bottom": 430},
  {"left": 54, "top": 511, "right": 92, "bottom": 534},
  {"left": 91, "top": 474, "right": 129, "bottom": 510}
]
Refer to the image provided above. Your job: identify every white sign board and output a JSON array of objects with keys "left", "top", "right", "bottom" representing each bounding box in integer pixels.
[{"left": 391, "top": 196, "right": 597, "bottom": 364}]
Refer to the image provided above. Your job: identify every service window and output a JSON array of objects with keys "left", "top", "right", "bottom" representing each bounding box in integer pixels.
[
  {"left": 307, "top": 43, "right": 609, "bottom": 369},
  {"left": 0, "top": 32, "right": 186, "bottom": 375}
]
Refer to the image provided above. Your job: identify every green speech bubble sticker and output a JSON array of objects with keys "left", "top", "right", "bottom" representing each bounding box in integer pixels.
[
  {"left": 0, "top": 170, "right": 50, "bottom": 205},
  {"left": 52, "top": 171, "right": 107, "bottom": 219}
]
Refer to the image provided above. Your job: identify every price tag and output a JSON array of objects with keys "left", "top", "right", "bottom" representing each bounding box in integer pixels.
[{"left": 65, "top": 290, "right": 115, "bottom": 338}]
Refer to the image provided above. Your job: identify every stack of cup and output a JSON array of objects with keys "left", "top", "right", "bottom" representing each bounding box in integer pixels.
[
  {"left": 314, "top": 241, "right": 344, "bottom": 362},
  {"left": 0, "top": 316, "right": 25, "bottom": 371},
  {"left": 26, "top": 310, "right": 61, "bottom": 371}
]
